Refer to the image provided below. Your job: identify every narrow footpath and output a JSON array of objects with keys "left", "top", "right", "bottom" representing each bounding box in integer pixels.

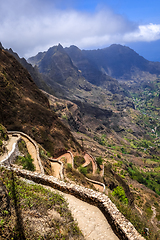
[
  {"left": 50, "top": 161, "right": 61, "bottom": 178},
  {"left": 64, "top": 193, "right": 119, "bottom": 240},
  {"left": 43, "top": 184, "right": 119, "bottom": 240},
  {"left": 84, "top": 153, "right": 97, "bottom": 174},
  {"left": 57, "top": 152, "right": 73, "bottom": 164},
  {"left": 0, "top": 133, "right": 20, "bottom": 162}
]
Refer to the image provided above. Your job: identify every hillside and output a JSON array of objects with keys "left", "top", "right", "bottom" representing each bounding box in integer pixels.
[
  {"left": 0, "top": 47, "right": 82, "bottom": 156},
  {"left": 64, "top": 45, "right": 124, "bottom": 93},
  {"left": 1, "top": 42, "right": 160, "bottom": 239},
  {"left": 42, "top": 90, "right": 160, "bottom": 239},
  {"left": 124, "top": 78, "right": 160, "bottom": 121}
]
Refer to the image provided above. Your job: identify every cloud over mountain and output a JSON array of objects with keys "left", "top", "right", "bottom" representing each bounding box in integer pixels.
[{"left": 1, "top": 0, "right": 160, "bottom": 58}]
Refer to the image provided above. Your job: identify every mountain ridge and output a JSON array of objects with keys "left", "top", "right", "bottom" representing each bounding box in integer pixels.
[
  {"left": 29, "top": 43, "right": 160, "bottom": 83},
  {"left": 28, "top": 44, "right": 134, "bottom": 111}
]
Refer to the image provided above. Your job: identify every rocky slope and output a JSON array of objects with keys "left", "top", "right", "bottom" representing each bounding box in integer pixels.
[
  {"left": 0, "top": 47, "right": 82, "bottom": 156},
  {"left": 64, "top": 45, "right": 126, "bottom": 95}
]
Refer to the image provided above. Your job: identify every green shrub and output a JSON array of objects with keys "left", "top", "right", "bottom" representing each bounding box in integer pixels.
[
  {"left": 112, "top": 186, "right": 128, "bottom": 204},
  {"left": 16, "top": 154, "right": 35, "bottom": 171},
  {"left": 67, "top": 163, "right": 72, "bottom": 170},
  {"left": 47, "top": 151, "right": 51, "bottom": 157},
  {"left": 127, "top": 165, "right": 160, "bottom": 195},
  {"left": 96, "top": 156, "right": 104, "bottom": 168},
  {"left": 78, "top": 166, "right": 87, "bottom": 175}
]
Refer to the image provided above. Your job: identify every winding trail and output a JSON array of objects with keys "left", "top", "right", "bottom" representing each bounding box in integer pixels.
[
  {"left": 83, "top": 153, "right": 105, "bottom": 192},
  {"left": 2, "top": 132, "right": 106, "bottom": 193},
  {"left": 21, "top": 136, "right": 41, "bottom": 173},
  {"left": 84, "top": 153, "right": 97, "bottom": 174},
  {"left": 0, "top": 130, "right": 146, "bottom": 240},
  {"left": 57, "top": 152, "right": 73, "bottom": 165},
  {"left": 0, "top": 133, "right": 20, "bottom": 162}
]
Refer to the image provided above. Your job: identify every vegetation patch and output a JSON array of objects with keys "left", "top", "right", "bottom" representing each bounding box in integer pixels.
[
  {"left": 112, "top": 186, "right": 128, "bottom": 204},
  {"left": 96, "top": 156, "right": 104, "bottom": 169},
  {"left": 74, "top": 156, "right": 85, "bottom": 169},
  {"left": 78, "top": 166, "right": 87, "bottom": 176},
  {"left": 109, "top": 191, "right": 160, "bottom": 240},
  {"left": 15, "top": 154, "right": 35, "bottom": 171},
  {"left": 128, "top": 165, "right": 160, "bottom": 195},
  {"left": 0, "top": 167, "right": 84, "bottom": 240}
]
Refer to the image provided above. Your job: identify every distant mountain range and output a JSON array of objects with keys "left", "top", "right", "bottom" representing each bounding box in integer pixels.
[
  {"left": 67, "top": 44, "right": 160, "bottom": 82},
  {"left": 29, "top": 43, "right": 160, "bottom": 83}
]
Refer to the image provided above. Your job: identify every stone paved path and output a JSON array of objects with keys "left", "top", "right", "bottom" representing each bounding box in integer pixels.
[
  {"left": 23, "top": 180, "right": 119, "bottom": 240},
  {"left": 63, "top": 193, "right": 119, "bottom": 240}
]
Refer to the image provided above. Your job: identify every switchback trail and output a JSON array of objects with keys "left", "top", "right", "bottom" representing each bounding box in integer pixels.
[
  {"left": 84, "top": 153, "right": 97, "bottom": 174},
  {"left": 21, "top": 136, "right": 41, "bottom": 173},
  {"left": 0, "top": 133, "right": 120, "bottom": 239}
]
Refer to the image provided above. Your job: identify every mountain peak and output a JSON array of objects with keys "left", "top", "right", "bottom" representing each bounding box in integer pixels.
[
  {"left": 57, "top": 43, "right": 64, "bottom": 50},
  {"left": 0, "top": 42, "right": 4, "bottom": 49}
]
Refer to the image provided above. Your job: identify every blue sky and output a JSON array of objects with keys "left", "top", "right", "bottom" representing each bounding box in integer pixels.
[{"left": 0, "top": 0, "right": 160, "bottom": 61}]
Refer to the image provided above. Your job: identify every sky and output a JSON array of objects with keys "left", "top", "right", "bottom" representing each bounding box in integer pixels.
[{"left": 1, "top": 0, "right": 160, "bottom": 61}]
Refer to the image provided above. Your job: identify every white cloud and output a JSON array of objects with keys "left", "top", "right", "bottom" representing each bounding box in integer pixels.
[
  {"left": 0, "top": 0, "right": 160, "bottom": 58},
  {"left": 124, "top": 23, "right": 160, "bottom": 42}
]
